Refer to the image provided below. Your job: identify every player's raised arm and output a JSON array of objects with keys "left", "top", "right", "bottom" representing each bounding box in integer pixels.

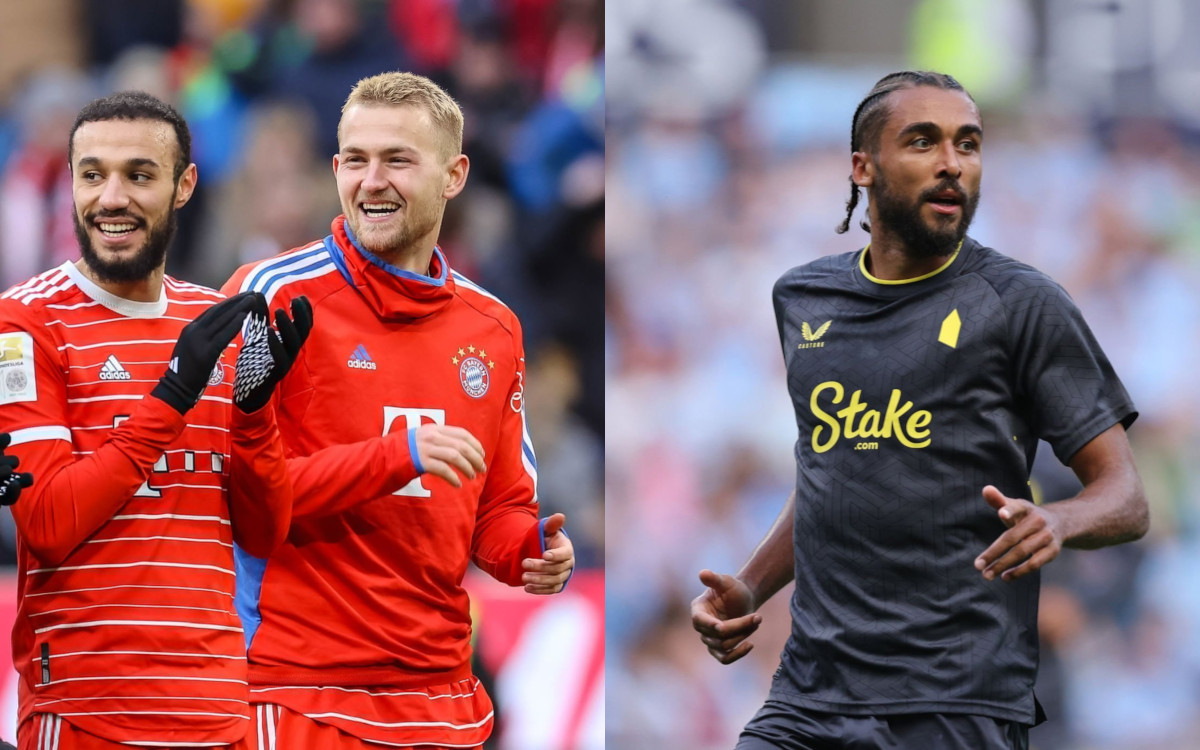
[
  {"left": 227, "top": 295, "right": 313, "bottom": 556},
  {"left": 975, "top": 423, "right": 1147, "bottom": 582},
  {"left": 692, "top": 489, "right": 796, "bottom": 664},
  {"left": 2, "top": 294, "right": 255, "bottom": 565}
]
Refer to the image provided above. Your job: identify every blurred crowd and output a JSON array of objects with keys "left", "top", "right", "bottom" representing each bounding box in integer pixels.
[
  {"left": 0, "top": 0, "right": 605, "bottom": 570},
  {"left": 605, "top": 46, "right": 1200, "bottom": 750}
]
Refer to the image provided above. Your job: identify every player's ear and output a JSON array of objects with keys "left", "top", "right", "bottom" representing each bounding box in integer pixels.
[
  {"left": 443, "top": 154, "right": 469, "bottom": 200},
  {"left": 851, "top": 151, "right": 874, "bottom": 188},
  {"left": 174, "top": 163, "right": 198, "bottom": 208},
  {"left": 332, "top": 153, "right": 340, "bottom": 175}
]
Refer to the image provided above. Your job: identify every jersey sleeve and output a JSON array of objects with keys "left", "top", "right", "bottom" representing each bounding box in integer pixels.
[
  {"left": 283, "top": 433, "right": 419, "bottom": 519},
  {"left": 228, "top": 402, "right": 293, "bottom": 557},
  {"left": 1007, "top": 274, "right": 1137, "bottom": 463},
  {"left": 0, "top": 306, "right": 186, "bottom": 566},
  {"left": 470, "top": 320, "right": 542, "bottom": 586},
  {"left": 221, "top": 267, "right": 423, "bottom": 521}
]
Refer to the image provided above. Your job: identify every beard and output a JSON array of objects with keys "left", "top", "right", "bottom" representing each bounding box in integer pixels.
[
  {"left": 872, "top": 169, "right": 980, "bottom": 259},
  {"left": 73, "top": 204, "right": 177, "bottom": 284},
  {"left": 347, "top": 195, "right": 443, "bottom": 259}
]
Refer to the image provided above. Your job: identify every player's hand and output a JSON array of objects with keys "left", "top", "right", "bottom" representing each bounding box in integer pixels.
[
  {"left": 691, "top": 569, "right": 761, "bottom": 664},
  {"left": 522, "top": 513, "right": 574, "bottom": 594},
  {"left": 152, "top": 292, "right": 260, "bottom": 415},
  {"left": 0, "top": 433, "right": 32, "bottom": 506},
  {"left": 233, "top": 295, "right": 314, "bottom": 413},
  {"left": 413, "top": 425, "right": 486, "bottom": 488},
  {"left": 975, "top": 485, "right": 1064, "bottom": 582}
]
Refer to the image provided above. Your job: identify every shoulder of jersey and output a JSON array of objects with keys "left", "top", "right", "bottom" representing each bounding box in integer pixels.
[
  {"left": 774, "top": 251, "right": 854, "bottom": 296},
  {"left": 450, "top": 269, "right": 520, "bottom": 334},
  {"left": 0, "top": 265, "right": 82, "bottom": 312},
  {"left": 960, "top": 242, "right": 1063, "bottom": 297},
  {"left": 162, "top": 275, "right": 226, "bottom": 304},
  {"left": 231, "top": 240, "right": 339, "bottom": 305}
]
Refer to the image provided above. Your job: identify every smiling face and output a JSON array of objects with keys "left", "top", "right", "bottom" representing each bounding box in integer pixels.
[
  {"left": 334, "top": 103, "right": 467, "bottom": 264},
  {"left": 854, "top": 86, "right": 983, "bottom": 258},
  {"left": 70, "top": 118, "right": 195, "bottom": 283}
]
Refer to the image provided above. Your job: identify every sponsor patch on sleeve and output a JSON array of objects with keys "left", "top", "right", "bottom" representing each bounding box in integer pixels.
[{"left": 0, "top": 332, "right": 37, "bottom": 404}]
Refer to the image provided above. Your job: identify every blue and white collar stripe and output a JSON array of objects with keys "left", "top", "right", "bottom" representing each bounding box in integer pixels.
[{"left": 343, "top": 222, "right": 449, "bottom": 287}]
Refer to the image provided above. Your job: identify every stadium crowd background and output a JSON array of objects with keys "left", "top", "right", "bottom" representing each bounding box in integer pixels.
[
  {"left": 0, "top": 1, "right": 603, "bottom": 748},
  {"left": 607, "top": 1, "right": 1200, "bottom": 748}
]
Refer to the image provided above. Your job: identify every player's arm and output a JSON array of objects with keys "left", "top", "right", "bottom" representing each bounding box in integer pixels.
[
  {"left": 3, "top": 294, "right": 258, "bottom": 566},
  {"left": 1, "top": 316, "right": 187, "bottom": 567},
  {"left": 0, "top": 433, "right": 34, "bottom": 505},
  {"left": 977, "top": 276, "right": 1147, "bottom": 582},
  {"left": 8, "top": 391, "right": 186, "bottom": 567},
  {"left": 471, "top": 343, "right": 572, "bottom": 592},
  {"left": 227, "top": 402, "right": 293, "bottom": 557},
  {"left": 215, "top": 274, "right": 486, "bottom": 521},
  {"left": 224, "top": 297, "right": 318, "bottom": 556},
  {"left": 284, "top": 424, "right": 485, "bottom": 520},
  {"left": 975, "top": 423, "right": 1147, "bottom": 582},
  {"left": 691, "top": 489, "right": 796, "bottom": 664}
]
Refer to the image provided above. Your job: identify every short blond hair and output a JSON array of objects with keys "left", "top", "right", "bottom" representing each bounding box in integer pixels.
[{"left": 338, "top": 71, "right": 464, "bottom": 159}]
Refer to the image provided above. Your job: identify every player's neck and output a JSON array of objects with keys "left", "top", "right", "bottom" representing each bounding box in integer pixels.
[
  {"left": 75, "top": 260, "right": 164, "bottom": 303},
  {"left": 365, "top": 230, "right": 441, "bottom": 276},
  {"left": 865, "top": 230, "right": 955, "bottom": 281},
  {"left": 371, "top": 245, "right": 434, "bottom": 275}
]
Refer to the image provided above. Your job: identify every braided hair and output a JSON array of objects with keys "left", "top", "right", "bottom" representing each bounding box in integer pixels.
[{"left": 837, "top": 71, "right": 972, "bottom": 234}]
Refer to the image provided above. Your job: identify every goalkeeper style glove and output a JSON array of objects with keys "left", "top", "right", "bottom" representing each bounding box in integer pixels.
[
  {"left": 233, "top": 296, "right": 313, "bottom": 414},
  {"left": 151, "top": 291, "right": 262, "bottom": 415},
  {"left": 0, "top": 433, "right": 33, "bottom": 506}
]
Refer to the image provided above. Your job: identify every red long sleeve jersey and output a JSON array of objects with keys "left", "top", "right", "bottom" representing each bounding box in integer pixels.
[
  {"left": 222, "top": 217, "right": 543, "bottom": 747},
  {"left": 0, "top": 262, "right": 292, "bottom": 746}
]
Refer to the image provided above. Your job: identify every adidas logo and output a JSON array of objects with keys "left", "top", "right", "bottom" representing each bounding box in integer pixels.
[
  {"left": 99, "top": 354, "right": 132, "bottom": 381},
  {"left": 347, "top": 344, "right": 377, "bottom": 370}
]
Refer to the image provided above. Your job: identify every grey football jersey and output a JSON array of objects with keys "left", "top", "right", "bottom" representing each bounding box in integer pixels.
[{"left": 770, "top": 237, "right": 1135, "bottom": 723}]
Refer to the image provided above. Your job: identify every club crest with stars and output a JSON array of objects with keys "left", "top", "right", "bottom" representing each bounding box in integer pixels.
[{"left": 452, "top": 344, "right": 493, "bottom": 398}]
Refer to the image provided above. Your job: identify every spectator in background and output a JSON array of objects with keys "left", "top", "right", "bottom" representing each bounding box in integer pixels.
[
  {"left": 271, "top": 0, "right": 408, "bottom": 156},
  {"left": 192, "top": 100, "right": 339, "bottom": 286},
  {"left": 0, "top": 70, "right": 93, "bottom": 289}
]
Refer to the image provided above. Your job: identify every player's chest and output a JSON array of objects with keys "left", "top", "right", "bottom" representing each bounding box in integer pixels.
[
  {"left": 291, "top": 307, "right": 516, "bottom": 439},
  {"left": 780, "top": 287, "right": 1010, "bottom": 414}
]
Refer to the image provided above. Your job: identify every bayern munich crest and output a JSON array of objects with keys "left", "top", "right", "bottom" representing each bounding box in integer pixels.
[
  {"left": 452, "top": 345, "right": 494, "bottom": 398},
  {"left": 460, "top": 357, "right": 490, "bottom": 398}
]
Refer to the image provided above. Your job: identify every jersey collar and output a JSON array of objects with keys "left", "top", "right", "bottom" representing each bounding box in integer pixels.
[
  {"left": 858, "top": 240, "right": 964, "bottom": 286},
  {"left": 326, "top": 215, "right": 455, "bottom": 321},
  {"left": 60, "top": 261, "right": 168, "bottom": 318}
]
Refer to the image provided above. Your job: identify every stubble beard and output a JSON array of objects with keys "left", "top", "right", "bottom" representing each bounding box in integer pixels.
[
  {"left": 871, "top": 169, "right": 980, "bottom": 260},
  {"left": 349, "top": 197, "right": 444, "bottom": 261}
]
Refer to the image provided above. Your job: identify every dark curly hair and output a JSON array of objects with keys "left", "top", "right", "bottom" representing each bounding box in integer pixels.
[{"left": 68, "top": 91, "right": 192, "bottom": 182}]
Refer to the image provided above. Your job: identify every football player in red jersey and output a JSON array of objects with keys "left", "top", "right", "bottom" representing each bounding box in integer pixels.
[
  {"left": 0, "top": 91, "right": 310, "bottom": 750},
  {"left": 223, "top": 72, "right": 574, "bottom": 750}
]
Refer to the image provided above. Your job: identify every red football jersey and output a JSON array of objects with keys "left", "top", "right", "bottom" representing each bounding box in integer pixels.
[
  {"left": 222, "top": 216, "right": 544, "bottom": 747},
  {"left": 0, "top": 261, "right": 292, "bottom": 746}
]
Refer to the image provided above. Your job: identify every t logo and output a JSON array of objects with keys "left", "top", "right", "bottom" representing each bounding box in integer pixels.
[{"left": 383, "top": 406, "right": 446, "bottom": 498}]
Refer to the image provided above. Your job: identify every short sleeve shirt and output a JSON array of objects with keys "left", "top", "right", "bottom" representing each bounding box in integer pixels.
[{"left": 770, "top": 237, "right": 1135, "bottom": 724}]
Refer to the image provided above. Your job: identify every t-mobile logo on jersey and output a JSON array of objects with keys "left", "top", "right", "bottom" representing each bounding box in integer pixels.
[{"left": 383, "top": 406, "right": 446, "bottom": 497}]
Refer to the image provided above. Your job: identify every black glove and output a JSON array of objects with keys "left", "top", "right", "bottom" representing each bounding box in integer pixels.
[
  {"left": 233, "top": 295, "right": 313, "bottom": 414},
  {"left": 151, "top": 292, "right": 262, "bottom": 415},
  {"left": 0, "top": 433, "right": 33, "bottom": 507}
]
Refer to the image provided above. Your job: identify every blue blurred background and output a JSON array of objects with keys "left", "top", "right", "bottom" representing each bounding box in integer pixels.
[
  {"left": 0, "top": 1, "right": 603, "bottom": 747},
  {"left": 606, "top": 1, "right": 1200, "bottom": 748}
]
